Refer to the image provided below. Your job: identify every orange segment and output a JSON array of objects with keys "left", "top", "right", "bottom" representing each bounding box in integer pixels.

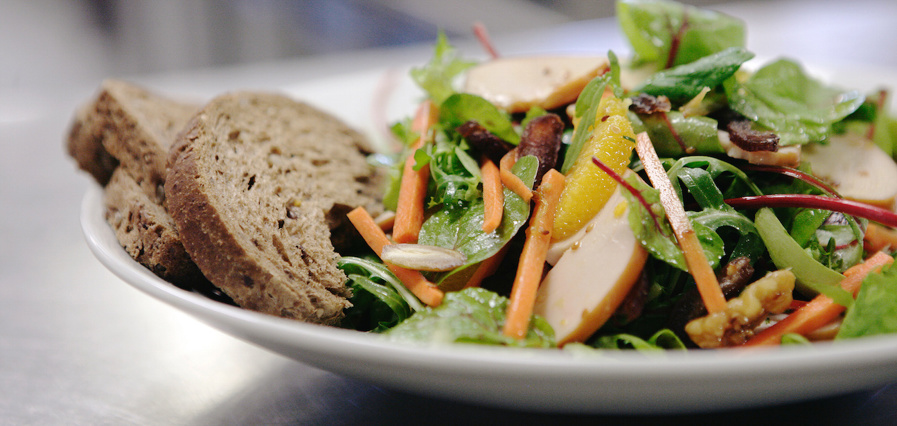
[{"left": 552, "top": 94, "right": 636, "bottom": 241}]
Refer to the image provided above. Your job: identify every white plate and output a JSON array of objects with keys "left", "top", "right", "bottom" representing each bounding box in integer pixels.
[{"left": 81, "top": 64, "right": 897, "bottom": 414}]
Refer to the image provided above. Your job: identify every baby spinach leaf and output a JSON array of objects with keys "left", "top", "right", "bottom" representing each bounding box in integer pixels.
[
  {"left": 838, "top": 263, "right": 897, "bottom": 340},
  {"left": 410, "top": 31, "right": 476, "bottom": 105},
  {"left": 561, "top": 72, "right": 612, "bottom": 173},
  {"left": 384, "top": 287, "right": 556, "bottom": 348},
  {"left": 616, "top": 0, "right": 745, "bottom": 68},
  {"left": 637, "top": 46, "right": 754, "bottom": 102},
  {"left": 724, "top": 58, "right": 865, "bottom": 145},
  {"left": 440, "top": 93, "right": 520, "bottom": 145},
  {"left": 628, "top": 111, "right": 723, "bottom": 157},
  {"left": 419, "top": 155, "right": 538, "bottom": 291}
]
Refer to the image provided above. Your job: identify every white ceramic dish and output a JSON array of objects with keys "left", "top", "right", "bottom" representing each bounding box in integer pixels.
[{"left": 81, "top": 63, "right": 897, "bottom": 414}]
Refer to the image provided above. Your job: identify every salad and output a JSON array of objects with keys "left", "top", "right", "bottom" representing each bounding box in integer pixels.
[{"left": 337, "top": 0, "right": 897, "bottom": 351}]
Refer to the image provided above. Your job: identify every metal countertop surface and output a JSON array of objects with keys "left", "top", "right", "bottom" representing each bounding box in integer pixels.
[{"left": 4, "top": 1, "right": 897, "bottom": 424}]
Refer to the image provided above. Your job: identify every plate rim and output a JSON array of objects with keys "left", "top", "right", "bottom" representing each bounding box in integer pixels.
[{"left": 81, "top": 183, "right": 897, "bottom": 413}]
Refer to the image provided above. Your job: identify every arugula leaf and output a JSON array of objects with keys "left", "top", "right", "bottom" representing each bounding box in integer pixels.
[
  {"left": 637, "top": 46, "right": 754, "bottom": 102},
  {"left": 424, "top": 137, "right": 482, "bottom": 211},
  {"left": 419, "top": 156, "right": 538, "bottom": 290},
  {"left": 410, "top": 31, "right": 477, "bottom": 105},
  {"left": 725, "top": 59, "right": 865, "bottom": 145},
  {"left": 440, "top": 93, "right": 520, "bottom": 145},
  {"left": 837, "top": 263, "right": 897, "bottom": 339},
  {"left": 616, "top": 0, "right": 746, "bottom": 67},
  {"left": 621, "top": 174, "right": 723, "bottom": 271},
  {"left": 665, "top": 155, "right": 763, "bottom": 197},
  {"left": 338, "top": 256, "right": 422, "bottom": 332},
  {"left": 384, "top": 287, "right": 556, "bottom": 348}
]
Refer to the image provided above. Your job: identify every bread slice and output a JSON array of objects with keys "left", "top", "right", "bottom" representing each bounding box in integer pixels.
[
  {"left": 104, "top": 168, "right": 206, "bottom": 286},
  {"left": 67, "top": 79, "right": 199, "bottom": 193},
  {"left": 66, "top": 102, "right": 119, "bottom": 185},
  {"left": 165, "top": 92, "right": 383, "bottom": 324},
  {"left": 66, "top": 79, "right": 204, "bottom": 286}
]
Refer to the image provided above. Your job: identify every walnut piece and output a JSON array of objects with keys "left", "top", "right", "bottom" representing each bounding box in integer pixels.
[{"left": 685, "top": 270, "right": 795, "bottom": 348}]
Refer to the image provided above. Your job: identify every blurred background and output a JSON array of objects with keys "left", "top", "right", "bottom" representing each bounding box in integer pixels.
[{"left": 2, "top": 0, "right": 726, "bottom": 90}]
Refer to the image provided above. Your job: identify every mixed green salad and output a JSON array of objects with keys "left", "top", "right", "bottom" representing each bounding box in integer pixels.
[{"left": 337, "top": 0, "right": 897, "bottom": 351}]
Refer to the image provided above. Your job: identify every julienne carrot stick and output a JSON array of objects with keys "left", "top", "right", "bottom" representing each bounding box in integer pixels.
[
  {"left": 499, "top": 148, "right": 534, "bottom": 203},
  {"left": 393, "top": 101, "right": 436, "bottom": 244},
  {"left": 503, "top": 169, "right": 565, "bottom": 339},
  {"left": 634, "top": 132, "right": 728, "bottom": 314},
  {"left": 347, "top": 207, "right": 444, "bottom": 307},
  {"left": 481, "top": 156, "right": 504, "bottom": 233},
  {"left": 864, "top": 223, "right": 897, "bottom": 253},
  {"left": 743, "top": 251, "right": 894, "bottom": 347}
]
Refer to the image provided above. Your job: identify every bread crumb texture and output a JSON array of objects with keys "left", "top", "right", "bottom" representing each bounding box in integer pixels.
[{"left": 166, "top": 92, "right": 383, "bottom": 324}]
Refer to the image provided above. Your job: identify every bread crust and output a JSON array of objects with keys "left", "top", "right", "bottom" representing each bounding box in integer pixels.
[
  {"left": 67, "top": 80, "right": 209, "bottom": 287},
  {"left": 104, "top": 169, "right": 207, "bottom": 286},
  {"left": 166, "top": 92, "right": 382, "bottom": 324}
]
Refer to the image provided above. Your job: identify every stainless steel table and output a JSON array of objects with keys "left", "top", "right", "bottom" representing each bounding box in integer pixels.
[{"left": 4, "top": 1, "right": 897, "bottom": 423}]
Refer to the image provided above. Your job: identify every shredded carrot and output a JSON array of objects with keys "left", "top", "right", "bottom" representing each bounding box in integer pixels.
[
  {"left": 347, "top": 207, "right": 444, "bottom": 307},
  {"left": 481, "top": 156, "right": 504, "bottom": 233},
  {"left": 499, "top": 148, "right": 533, "bottom": 203},
  {"left": 743, "top": 251, "right": 894, "bottom": 347},
  {"left": 503, "top": 170, "right": 565, "bottom": 339},
  {"left": 634, "top": 132, "right": 727, "bottom": 314},
  {"left": 393, "top": 101, "right": 437, "bottom": 243},
  {"left": 864, "top": 223, "right": 897, "bottom": 253}
]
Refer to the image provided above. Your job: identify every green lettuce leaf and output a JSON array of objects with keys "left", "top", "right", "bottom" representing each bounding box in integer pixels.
[
  {"left": 384, "top": 287, "right": 556, "bottom": 348},
  {"left": 410, "top": 31, "right": 477, "bottom": 105},
  {"left": 837, "top": 262, "right": 897, "bottom": 339},
  {"left": 587, "top": 328, "right": 687, "bottom": 351}
]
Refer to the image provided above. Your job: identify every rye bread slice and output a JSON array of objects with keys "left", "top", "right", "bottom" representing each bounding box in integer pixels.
[
  {"left": 66, "top": 79, "right": 206, "bottom": 286},
  {"left": 66, "top": 102, "right": 119, "bottom": 185},
  {"left": 67, "top": 79, "right": 199, "bottom": 193},
  {"left": 165, "top": 92, "right": 383, "bottom": 324},
  {"left": 104, "top": 168, "right": 206, "bottom": 286}
]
